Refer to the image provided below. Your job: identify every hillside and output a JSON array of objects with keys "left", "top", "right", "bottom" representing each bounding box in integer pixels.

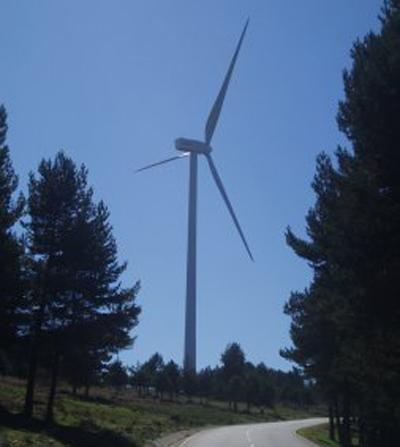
[{"left": 0, "top": 377, "right": 325, "bottom": 447}]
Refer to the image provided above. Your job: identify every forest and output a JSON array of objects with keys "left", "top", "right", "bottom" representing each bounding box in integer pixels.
[{"left": 108, "top": 343, "right": 315, "bottom": 411}]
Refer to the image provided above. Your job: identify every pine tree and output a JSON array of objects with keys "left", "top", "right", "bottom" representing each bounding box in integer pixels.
[
  {"left": 283, "top": 2, "right": 400, "bottom": 446},
  {"left": 220, "top": 343, "right": 245, "bottom": 409},
  {"left": 23, "top": 151, "right": 140, "bottom": 421},
  {"left": 104, "top": 359, "right": 129, "bottom": 390},
  {"left": 0, "top": 105, "right": 24, "bottom": 373},
  {"left": 160, "top": 360, "right": 181, "bottom": 401}
]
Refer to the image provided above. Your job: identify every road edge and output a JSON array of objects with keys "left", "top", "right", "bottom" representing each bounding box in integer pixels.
[{"left": 144, "top": 427, "right": 206, "bottom": 447}]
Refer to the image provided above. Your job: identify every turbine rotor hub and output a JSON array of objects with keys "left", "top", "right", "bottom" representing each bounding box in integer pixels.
[{"left": 175, "top": 137, "right": 212, "bottom": 155}]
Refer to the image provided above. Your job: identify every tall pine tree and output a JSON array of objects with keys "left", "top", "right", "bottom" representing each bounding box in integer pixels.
[
  {"left": 283, "top": 2, "right": 400, "bottom": 446},
  {"left": 23, "top": 151, "right": 140, "bottom": 421},
  {"left": 0, "top": 105, "right": 24, "bottom": 373}
]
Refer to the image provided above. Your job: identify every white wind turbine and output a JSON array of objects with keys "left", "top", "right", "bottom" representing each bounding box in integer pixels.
[{"left": 137, "top": 20, "right": 253, "bottom": 371}]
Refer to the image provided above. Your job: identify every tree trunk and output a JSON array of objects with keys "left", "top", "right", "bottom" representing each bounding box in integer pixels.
[
  {"left": 23, "top": 336, "right": 39, "bottom": 417},
  {"left": 334, "top": 395, "right": 343, "bottom": 445},
  {"left": 342, "top": 386, "right": 351, "bottom": 447},
  {"left": 358, "top": 415, "right": 365, "bottom": 447},
  {"left": 23, "top": 303, "right": 45, "bottom": 418},
  {"left": 329, "top": 401, "right": 336, "bottom": 441},
  {"left": 45, "top": 350, "right": 60, "bottom": 423}
]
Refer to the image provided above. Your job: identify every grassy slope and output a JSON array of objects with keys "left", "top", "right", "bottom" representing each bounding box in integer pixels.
[
  {"left": 0, "top": 378, "right": 325, "bottom": 447},
  {"left": 297, "top": 423, "right": 339, "bottom": 447}
]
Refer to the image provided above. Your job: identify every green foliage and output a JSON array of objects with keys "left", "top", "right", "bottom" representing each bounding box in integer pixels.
[
  {"left": 0, "top": 105, "right": 24, "bottom": 372},
  {"left": 133, "top": 353, "right": 164, "bottom": 396},
  {"left": 158, "top": 360, "right": 180, "bottom": 400},
  {"left": 104, "top": 360, "right": 129, "bottom": 389},
  {"left": 220, "top": 342, "right": 245, "bottom": 380},
  {"left": 0, "top": 105, "right": 24, "bottom": 230},
  {"left": 182, "top": 369, "right": 197, "bottom": 399}
]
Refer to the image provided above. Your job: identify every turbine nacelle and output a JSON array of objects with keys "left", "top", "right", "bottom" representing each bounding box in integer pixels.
[{"left": 175, "top": 137, "right": 212, "bottom": 155}]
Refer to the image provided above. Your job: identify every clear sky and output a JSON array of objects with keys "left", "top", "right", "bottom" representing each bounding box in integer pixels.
[{"left": 1, "top": 0, "right": 381, "bottom": 371}]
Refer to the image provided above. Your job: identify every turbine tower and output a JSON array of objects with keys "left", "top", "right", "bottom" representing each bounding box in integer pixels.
[{"left": 137, "top": 20, "right": 253, "bottom": 371}]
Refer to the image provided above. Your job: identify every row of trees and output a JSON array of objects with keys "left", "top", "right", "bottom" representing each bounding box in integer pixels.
[
  {"left": 282, "top": 2, "right": 400, "bottom": 447},
  {"left": 0, "top": 107, "right": 141, "bottom": 422},
  {"left": 103, "top": 343, "right": 316, "bottom": 412}
]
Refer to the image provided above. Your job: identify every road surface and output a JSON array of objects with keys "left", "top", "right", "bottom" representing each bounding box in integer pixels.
[{"left": 178, "top": 418, "right": 326, "bottom": 447}]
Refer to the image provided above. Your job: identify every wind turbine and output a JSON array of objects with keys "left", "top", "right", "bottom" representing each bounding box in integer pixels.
[{"left": 137, "top": 20, "right": 253, "bottom": 371}]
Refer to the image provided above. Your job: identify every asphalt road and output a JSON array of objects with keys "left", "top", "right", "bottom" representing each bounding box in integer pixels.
[{"left": 178, "top": 418, "right": 327, "bottom": 447}]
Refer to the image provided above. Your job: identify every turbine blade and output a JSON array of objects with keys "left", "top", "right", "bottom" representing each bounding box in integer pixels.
[
  {"left": 136, "top": 153, "right": 189, "bottom": 173},
  {"left": 206, "top": 154, "right": 254, "bottom": 261},
  {"left": 204, "top": 19, "right": 249, "bottom": 145}
]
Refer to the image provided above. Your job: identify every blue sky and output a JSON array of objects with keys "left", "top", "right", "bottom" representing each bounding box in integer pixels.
[{"left": 1, "top": 0, "right": 381, "bottom": 371}]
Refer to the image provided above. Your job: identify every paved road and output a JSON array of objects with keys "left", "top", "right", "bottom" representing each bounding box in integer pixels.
[{"left": 178, "top": 418, "right": 326, "bottom": 447}]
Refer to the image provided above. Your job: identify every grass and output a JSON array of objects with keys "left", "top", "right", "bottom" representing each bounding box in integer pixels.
[
  {"left": 297, "top": 423, "right": 339, "bottom": 447},
  {"left": 0, "top": 377, "right": 325, "bottom": 447},
  {"left": 298, "top": 422, "right": 360, "bottom": 447}
]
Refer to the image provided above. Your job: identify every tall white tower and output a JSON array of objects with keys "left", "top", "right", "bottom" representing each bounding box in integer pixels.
[{"left": 184, "top": 153, "right": 198, "bottom": 371}]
